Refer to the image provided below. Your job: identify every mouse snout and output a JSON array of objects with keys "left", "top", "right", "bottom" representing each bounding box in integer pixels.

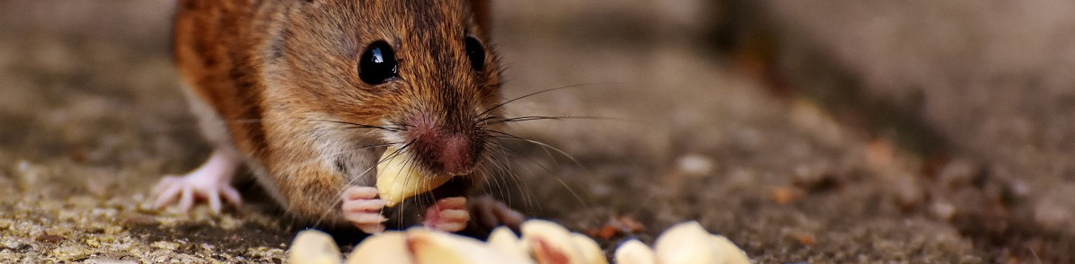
[
  {"left": 406, "top": 118, "right": 482, "bottom": 176},
  {"left": 434, "top": 135, "right": 473, "bottom": 175}
]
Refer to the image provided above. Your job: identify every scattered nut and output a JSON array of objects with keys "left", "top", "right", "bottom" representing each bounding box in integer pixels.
[
  {"left": 614, "top": 240, "right": 656, "bottom": 264},
  {"left": 345, "top": 232, "right": 412, "bottom": 264},
  {"left": 522, "top": 220, "right": 587, "bottom": 264},
  {"left": 487, "top": 227, "right": 526, "bottom": 257},
  {"left": 319, "top": 220, "right": 752, "bottom": 264},
  {"left": 654, "top": 221, "right": 750, "bottom": 264},
  {"left": 570, "top": 233, "right": 607, "bottom": 264},
  {"left": 289, "top": 230, "right": 343, "bottom": 264},
  {"left": 408, "top": 229, "right": 533, "bottom": 264},
  {"left": 654, "top": 222, "right": 714, "bottom": 264},
  {"left": 709, "top": 235, "right": 751, "bottom": 264}
]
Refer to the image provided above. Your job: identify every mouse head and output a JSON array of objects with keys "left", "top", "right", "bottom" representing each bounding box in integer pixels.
[{"left": 263, "top": 0, "right": 501, "bottom": 178}]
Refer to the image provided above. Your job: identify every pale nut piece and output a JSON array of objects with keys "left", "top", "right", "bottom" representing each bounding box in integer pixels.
[
  {"left": 289, "top": 230, "right": 343, "bottom": 264},
  {"left": 521, "top": 219, "right": 588, "bottom": 264},
  {"left": 653, "top": 221, "right": 715, "bottom": 264},
  {"left": 345, "top": 232, "right": 414, "bottom": 264},
  {"left": 614, "top": 240, "right": 657, "bottom": 264},
  {"left": 407, "top": 229, "right": 534, "bottom": 264},
  {"left": 653, "top": 221, "right": 751, "bottom": 264},
  {"left": 709, "top": 235, "right": 751, "bottom": 264},
  {"left": 377, "top": 146, "right": 452, "bottom": 207},
  {"left": 571, "top": 233, "right": 608, "bottom": 264},
  {"left": 487, "top": 226, "right": 528, "bottom": 258}
]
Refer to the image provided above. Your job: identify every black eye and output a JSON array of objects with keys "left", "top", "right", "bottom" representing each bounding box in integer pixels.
[
  {"left": 464, "top": 36, "right": 486, "bottom": 71},
  {"left": 359, "top": 41, "right": 398, "bottom": 85}
]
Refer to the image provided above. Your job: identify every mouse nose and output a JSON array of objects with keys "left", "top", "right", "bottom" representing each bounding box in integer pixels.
[
  {"left": 407, "top": 119, "right": 480, "bottom": 176},
  {"left": 411, "top": 133, "right": 476, "bottom": 176},
  {"left": 436, "top": 135, "right": 474, "bottom": 175}
]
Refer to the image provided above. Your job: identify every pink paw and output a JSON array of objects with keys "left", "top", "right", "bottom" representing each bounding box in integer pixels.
[
  {"left": 153, "top": 151, "right": 241, "bottom": 214},
  {"left": 423, "top": 197, "right": 470, "bottom": 232},
  {"left": 470, "top": 195, "right": 525, "bottom": 230},
  {"left": 342, "top": 186, "right": 388, "bottom": 234}
]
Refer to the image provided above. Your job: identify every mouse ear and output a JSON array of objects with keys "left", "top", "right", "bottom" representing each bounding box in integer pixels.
[{"left": 468, "top": 0, "right": 491, "bottom": 37}]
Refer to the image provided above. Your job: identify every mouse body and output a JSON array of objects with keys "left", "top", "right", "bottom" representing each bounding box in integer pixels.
[{"left": 154, "top": 0, "right": 522, "bottom": 233}]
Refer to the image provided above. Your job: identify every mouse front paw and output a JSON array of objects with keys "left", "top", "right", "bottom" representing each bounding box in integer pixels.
[
  {"left": 153, "top": 151, "right": 242, "bottom": 214},
  {"left": 470, "top": 195, "right": 525, "bottom": 230},
  {"left": 423, "top": 197, "right": 470, "bottom": 232},
  {"left": 342, "top": 186, "right": 388, "bottom": 234}
]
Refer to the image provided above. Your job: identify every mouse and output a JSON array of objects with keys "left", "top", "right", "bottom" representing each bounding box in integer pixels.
[{"left": 153, "top": 0, "right": 524, "bottom": 234}]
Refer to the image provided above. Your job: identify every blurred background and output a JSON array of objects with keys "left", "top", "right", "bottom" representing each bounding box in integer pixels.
[{"left": 1, "top": 0, "right": 1073, "bottom": 263}]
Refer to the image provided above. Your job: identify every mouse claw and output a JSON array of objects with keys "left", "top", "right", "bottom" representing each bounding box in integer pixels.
[
  {"left": 154, "top": 174, "right": 243, "bottom": 214},
  {"left": 152, "top": 151, "right": 242, "bottom": 214},
  {"left": 342, "top": 186, "right": 388, "bottom": 234},
  {"left": 357, "top": 223, "right": 387, "bottom": 234},
  {"left": 423, "top": 197, "right": 470, "bottom": 232}
]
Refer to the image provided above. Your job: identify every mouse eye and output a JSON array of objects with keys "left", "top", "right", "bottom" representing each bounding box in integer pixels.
[
  {"left": 464, "top": 35, "right": 486, "bottom": 71},
  {"left": 359, "top": 41, "right": 398, "bottom": 85}
]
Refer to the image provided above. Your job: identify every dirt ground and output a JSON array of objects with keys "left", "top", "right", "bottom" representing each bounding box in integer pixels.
[{"left": 0, "top": 1, "right": 1071, "bottom": 263}]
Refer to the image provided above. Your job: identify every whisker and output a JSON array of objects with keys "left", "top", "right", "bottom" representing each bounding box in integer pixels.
[
  {"left": 488, "top": 115, "right": 630, "bottom": 125},
  {"left": 299, "top": 141, "right": 404, "bottom": 225},
  {"left": 313, "top": 140, "right": 414, "bottom": 227},
  {"left": 503, "top": 148, "right": 539, "bottom": 212},
  {"left": 488, "top": 130, "right": 604, "bottom": 222},
  {"left": 312, "top": 119, "right": 403, "bottom": 132},
  {"left": 482, "top": 155, "right": 503, "bottom": 200},
  {"left": 352, "top": 141, "right": 407, "bottom": 151},
  {"left": 552, "top": 176, "right": 599, "bottom": 221},
  {"left": 487, "top": 142, "right": 536, "bottom": 212},
  {"left": 277, "top": 141, "right": 405, "bottom": 184},
  {"left": 487, "top": 130, "right": 583, "bottom": 168},
  {"left": 504, "top": 143, "right": 598, "bottom": 221},
  {"left": 478, "top": 82, "right": 615, "bottom": 118},
  {"left": 396, "top": 146, "right": 421, "bottom": 229},
  {"left": 488, "top": 140, "right": 547, "bottom": 214},
  {"left": 481, "top": 155, "right": 510, "bottom": 208}
]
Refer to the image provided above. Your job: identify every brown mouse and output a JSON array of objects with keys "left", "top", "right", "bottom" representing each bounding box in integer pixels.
[{"left": 153, "top": 0, "right": 523, "bottom": 234}]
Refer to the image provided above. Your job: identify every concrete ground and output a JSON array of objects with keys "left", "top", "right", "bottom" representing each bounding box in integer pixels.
[{"left": 0, "top": 0, "right": 1070, "bottom": 263}]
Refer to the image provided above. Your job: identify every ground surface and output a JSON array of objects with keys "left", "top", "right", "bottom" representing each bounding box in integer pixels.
[{"left": 0, "top": 1, "right": 1071, "bottom": 263}]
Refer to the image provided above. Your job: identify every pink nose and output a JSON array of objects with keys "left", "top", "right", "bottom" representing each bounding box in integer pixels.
[
  {"left": 437, "top": 135, "right": 473, "bottom": 175},
  {"left": 407, "top": 116, "right": 479, "bottom": 175}
]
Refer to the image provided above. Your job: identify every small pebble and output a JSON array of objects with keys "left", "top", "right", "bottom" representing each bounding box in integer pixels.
[
  {"left": 122, "top": 214, "right": 157, "bottom": 226},
  {"left": 891, "top": 174, "right": 924, "bottom": 209},
  {"left": 929, "top": 201, "right": 957, "bottom": 221},
  {"left": 16, "top": 160, "right": 48, "bottom": 191},
  {"left": 937, "top": 159, "right": 977, "bottom": 187},
  {"left": 84, "top": 259, "right": 138, "bottom": 264},
  {"left": 675, "top": 154, "right": 715, "bottom": 177},
  {"left": 37, "top": 234, "right": 63, "bottom": 243},
  {"left": 151, "top": 241, "right": 180, "bottom": 250},
  {"left": 1033, "top": 197, "right": 1073, "bottom": 232},
  {"left": 769, "top": 186, "right": 806, "bottom": 205}
]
